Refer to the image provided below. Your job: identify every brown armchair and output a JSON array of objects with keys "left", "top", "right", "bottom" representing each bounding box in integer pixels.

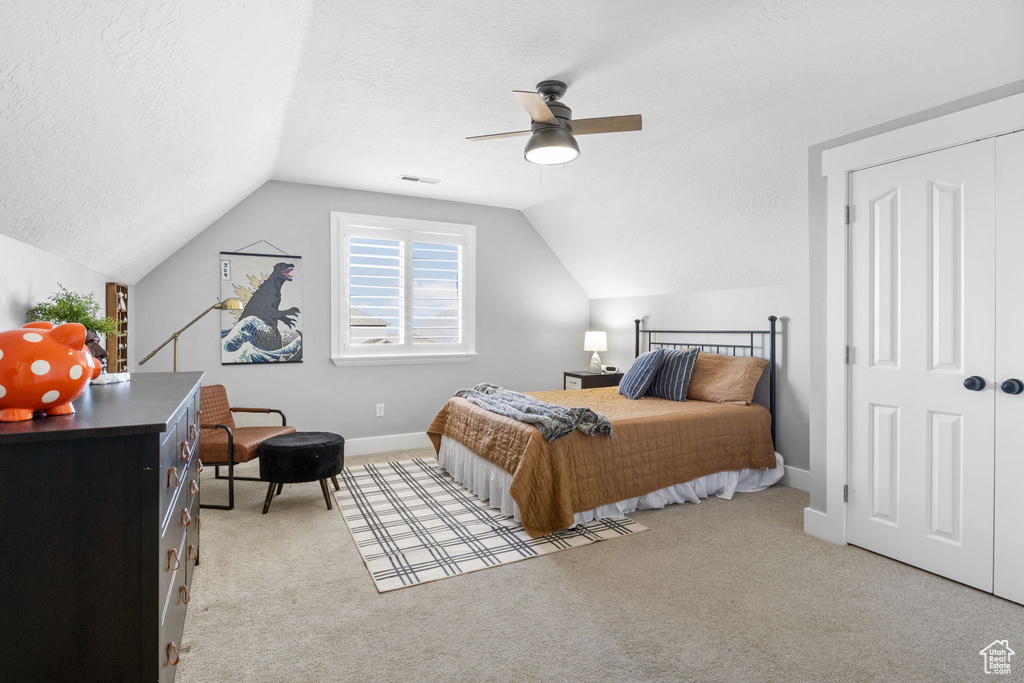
[{"left": 199, "top": 384, "right": 295, "bottom": 510}]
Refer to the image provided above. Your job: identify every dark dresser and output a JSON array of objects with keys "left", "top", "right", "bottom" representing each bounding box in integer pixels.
[{"left": 0, "top": 372, "right": 203, "bottom": 683}]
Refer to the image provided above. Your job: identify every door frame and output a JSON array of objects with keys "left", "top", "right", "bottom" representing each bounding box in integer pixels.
[{"left": 816, "top": 93, "right": 1024, "bottom": 545}]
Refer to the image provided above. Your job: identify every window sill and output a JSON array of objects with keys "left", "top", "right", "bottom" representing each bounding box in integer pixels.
[{"left": 331, "top": 352, "right": 478, "bottom": 367}]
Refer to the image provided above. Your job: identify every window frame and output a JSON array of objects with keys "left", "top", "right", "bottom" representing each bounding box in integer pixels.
[{"left": 330, "top": 211, "right": 477, "bottom": 366}]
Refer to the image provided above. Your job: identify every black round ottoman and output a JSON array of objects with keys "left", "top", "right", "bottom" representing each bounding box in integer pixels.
[{"left": 259, "top": 431, "right": 345, "bottom": 514}]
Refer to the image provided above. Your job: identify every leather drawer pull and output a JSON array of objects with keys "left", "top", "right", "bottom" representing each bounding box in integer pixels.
[
  {"left": 180, "top": 585, "right": 191, "bottom": 605},
  {"left": 189, "top": 479, "right": 199, "bottom": 495},
  {"left": 181, "top": 507, "right": 192, "bottom": 527},
  {"left": 189, "top": 423, "right": 198, "bottom": 441},
  {"left": 180, "top": 441, "right": 190, "bottom": 461},
  {"left": 168, "top": 548, "right": 180, "bottom": 571},
  {"left": 195, "top": 410, "right": 202, "bottom": 423},
  {"left": 168, "top": 467, "right": 181, "bottom": 489},
  {"left": 197, "top": 515, "right": 202, "bottom": 530},
  {"left": 187, "top": 544, "right": 198, "bottom": 562},
  {"left": 196, "top": 459, "right": 204, "bottom": 473},
  {"left": 167, "top": 642, "right": 180, "bottom": 666}
]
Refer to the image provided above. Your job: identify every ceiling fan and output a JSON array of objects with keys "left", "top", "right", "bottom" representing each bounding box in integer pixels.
[{"left": 467, "top": 80, "right": 642, "bottom": 165}]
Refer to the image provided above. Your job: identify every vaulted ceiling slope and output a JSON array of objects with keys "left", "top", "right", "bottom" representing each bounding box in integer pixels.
[
  {"left": 0, "top": 2, "right": 313, "bottom": 282},
  {"left": 2, "top": 1, "right": 1022, "bottom": 291}
]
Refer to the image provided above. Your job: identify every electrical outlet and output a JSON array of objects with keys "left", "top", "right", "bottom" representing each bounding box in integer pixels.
[{"left": 376, "top": 403, "right": 384, "bottom": 417}]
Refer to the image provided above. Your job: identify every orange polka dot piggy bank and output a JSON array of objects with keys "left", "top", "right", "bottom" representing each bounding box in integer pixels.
[{"left": 0, "top": 321, "right": 103, "bottom": 422}]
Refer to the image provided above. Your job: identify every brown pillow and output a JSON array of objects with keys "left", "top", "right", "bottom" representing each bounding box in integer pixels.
[{"left": 686, "top": 352, "right": 769, "bottom": 405}]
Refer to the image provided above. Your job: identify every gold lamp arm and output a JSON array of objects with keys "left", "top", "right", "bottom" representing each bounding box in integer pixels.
[{"left": 139, "top": 299, "right": 243, "bottom": 372}]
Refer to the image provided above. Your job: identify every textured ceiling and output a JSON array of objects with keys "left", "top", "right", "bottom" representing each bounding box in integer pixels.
[
  {"left": 2, "top": 1, "right": 1022, "bottom": 291},
  {"left": 0, "top": 1, "right": 312, "bottom": 282}
]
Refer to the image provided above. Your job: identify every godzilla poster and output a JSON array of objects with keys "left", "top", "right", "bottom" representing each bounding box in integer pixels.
[{"left": 219, "top": 251, "right": 303, "bottom": 364}]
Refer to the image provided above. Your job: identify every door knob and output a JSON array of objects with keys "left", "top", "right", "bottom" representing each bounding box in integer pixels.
[
  {"left": 1001, "top": 378, "right": 1024, "bottom": 395},
  {"left": 963, "top": 376, "right": 986, "bottom": 391}
]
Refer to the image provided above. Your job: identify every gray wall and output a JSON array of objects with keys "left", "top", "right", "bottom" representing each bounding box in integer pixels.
[
  {"left": 805, "top": 80, "right": 1024, "bottom": 511},
  {"left": 0, "top": 233, "right": 119, "bottom": 334},
  {"left": 590, "top": 284, "right": 810, "bottom": 474},
  {"left": 132, "top": 180, "right": 590, "bottom": 439}
]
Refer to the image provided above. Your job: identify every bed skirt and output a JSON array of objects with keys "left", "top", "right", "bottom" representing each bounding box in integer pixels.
[{"left": 437, "top": 436, "right": 786, "bottom": 530}]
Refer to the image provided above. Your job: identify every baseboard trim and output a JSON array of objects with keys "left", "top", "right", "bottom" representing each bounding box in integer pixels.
[
  {"left": 779, "top": 465, "right": 811, "bottom": 492},
  {"left": 804, "top": 506, "right": 828, "bottom": 540},
  {"left": 344, "top": 432, "right": 433, "bottom": 457}
]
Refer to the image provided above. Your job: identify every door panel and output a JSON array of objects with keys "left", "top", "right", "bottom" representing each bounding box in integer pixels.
[
  {"left": 994, "top": 131, "right": 1024, "bottom": 604},
  {"left": 928, "top": 181, "right": 964, "bottom": 372},
  {"left": 869, "top": 404, "right": 899, "bottom": 524},
  {"left": 870, "top": 189, "right": 900, "bottom": 368},
  {"left": 848, "top": 139, "right": 996, "bottom": 591},
  {"left": 926, "top": 410, "right": 962, "bottom": 543}
]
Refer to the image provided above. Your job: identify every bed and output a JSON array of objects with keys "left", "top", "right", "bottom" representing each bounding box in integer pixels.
[{"left": 427, "top": 317, "right": 784, "bottom": 537}]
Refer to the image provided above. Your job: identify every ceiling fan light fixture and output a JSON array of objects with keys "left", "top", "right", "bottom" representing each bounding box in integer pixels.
[{"left": 523, "top": 127, "right": 580, "bottom": 165}]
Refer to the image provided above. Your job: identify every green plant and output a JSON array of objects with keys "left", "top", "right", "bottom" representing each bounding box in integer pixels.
[{"left": 26, "top": 284, "right": 118, "bottom": 335}]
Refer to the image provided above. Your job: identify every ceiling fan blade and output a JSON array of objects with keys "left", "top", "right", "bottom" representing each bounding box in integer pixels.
[
  {"left": 513, "top": 90, "right": 558, "bottom": 125},
  {"left": 570, "top": 114, "right": 643, "bottom": 135},
  {"left": 466, "top": 130, "right": 532, "bottom": 141}
]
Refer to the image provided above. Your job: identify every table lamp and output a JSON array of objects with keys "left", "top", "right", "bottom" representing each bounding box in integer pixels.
[{"left": 584, "top": 331, "right": 607, "bottom": 374}]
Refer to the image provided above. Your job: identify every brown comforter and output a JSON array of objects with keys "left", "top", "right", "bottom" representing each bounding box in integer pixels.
[{"left": 427, "top": 386, "right": 775, "bottom": 537}]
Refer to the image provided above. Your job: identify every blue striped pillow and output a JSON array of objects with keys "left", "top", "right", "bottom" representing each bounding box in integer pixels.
[
  {"left": 647, "top": 348, "right": 698, "bottom": 401},
  {"left": 618, "top": 348, "right": 666, "bottom": 399}
]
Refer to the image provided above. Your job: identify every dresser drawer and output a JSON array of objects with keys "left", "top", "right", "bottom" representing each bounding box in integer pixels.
[
  {"left": 160, "top": 492, "right": 198, "bottom": 683},
  {"left": 160, "top": 489, "right": 196, "bottom": 582},
  {"left": 184, "top": 393, "right": 200, "bottom": 469},
  {"left": 159, "top": 565, "right": 188, "bottom": 683},
  {"left": 160, "top": 395, "right": 201, "bottom": 528},
  {"left": 186, "top": 500, "right": 199, "bottom": 587},
  {"left": 565, "top": 376, "right": 583, "bottom": 390},
  {"left": 160, "top": 409, "right": 187, "bottom": 473},
  {"left": 160, "top": 502, "right": 198, "bottom": 630},
  {"left": 184, "top": 462, "right": 201, "bottom": 511},
  {"left": 160, "top": 394, "right": 200, "bottom": 471},
  {"left": 161, "top": 453, "right": 186, "bottom": 529},
  {"left": 160, "top": 606, "right": 186, "bottom": 683},
  {"left": 159, "top": 524, "right": 187, "bottom": 618},
  {"left": 190, "top": 390, "right": 201, "bottom": 440}
]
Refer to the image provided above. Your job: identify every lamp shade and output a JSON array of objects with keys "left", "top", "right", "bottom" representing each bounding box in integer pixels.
[
  {"left": 524, "top": 127, "right": 580, "bottom": 165},
  {"left": 216, "top": 298, "right": 244, "bottom": 311},
  {"left": 583, "top": 331, "right": 607, "bottom": 352}
]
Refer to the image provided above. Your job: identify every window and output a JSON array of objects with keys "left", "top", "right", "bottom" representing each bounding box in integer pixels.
[{"left": 331, "top": 212, "right": 476, "bottom": 365}]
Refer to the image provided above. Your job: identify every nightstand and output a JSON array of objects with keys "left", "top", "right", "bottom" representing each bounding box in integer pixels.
[{"left": 563, "top": 370, "right": 624, "bottom": 390}]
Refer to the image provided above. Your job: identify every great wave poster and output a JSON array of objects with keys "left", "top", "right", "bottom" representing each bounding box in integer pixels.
[{"left": 219, "top": 251, "right": 303, "bottom": 364}]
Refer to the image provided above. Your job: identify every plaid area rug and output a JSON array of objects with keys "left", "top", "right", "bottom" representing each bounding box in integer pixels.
[{"left": 336, "top": 458, "right": 647, "bottom": 592}]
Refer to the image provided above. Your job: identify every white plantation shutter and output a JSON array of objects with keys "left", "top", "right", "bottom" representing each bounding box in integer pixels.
[
  {"left": 348, "top": 236, "right": 403, "bottom": 344},
  {"left": 332, "top": 213, "right": 475, "bottom": 364},
  {"left": 412, "top": 241, "right": 462, "bottom": 344}
]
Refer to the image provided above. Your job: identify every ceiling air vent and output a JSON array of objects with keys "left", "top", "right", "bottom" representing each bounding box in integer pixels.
[{"left": 399, "top": 175, "right": 440, "bottom": 185}]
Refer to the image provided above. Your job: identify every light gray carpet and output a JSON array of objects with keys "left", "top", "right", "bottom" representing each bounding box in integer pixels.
[{"left": 179, "top": 448, "right": 1024, "bottom": 683}]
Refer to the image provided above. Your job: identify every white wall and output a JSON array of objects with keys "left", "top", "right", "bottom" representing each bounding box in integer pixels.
[
  {"left": 590, "top": 284, "right": 810, "bottom": 482},
  {"left": 0, "top": 233, "right": 119, "bottom": 335},
  {"left": 132, "top": 180, "right": 590, "bottom": 441}
]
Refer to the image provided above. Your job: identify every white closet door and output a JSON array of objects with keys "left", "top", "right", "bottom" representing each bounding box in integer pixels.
[
  {"left": 994, "top": 130, "right": 1024, "bottom": 604},
  {"left": 848, "top": 139, "right": 996, "bottom": 591}
]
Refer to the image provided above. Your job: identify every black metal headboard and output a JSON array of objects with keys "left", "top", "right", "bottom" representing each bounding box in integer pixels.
[{"left": 634, "top": 316, "right": 778, "bottom": 446}]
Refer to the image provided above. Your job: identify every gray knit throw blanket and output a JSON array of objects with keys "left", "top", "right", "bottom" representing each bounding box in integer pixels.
[{"left": 454, "top": 382, "right": 613, "bottom": 442}]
